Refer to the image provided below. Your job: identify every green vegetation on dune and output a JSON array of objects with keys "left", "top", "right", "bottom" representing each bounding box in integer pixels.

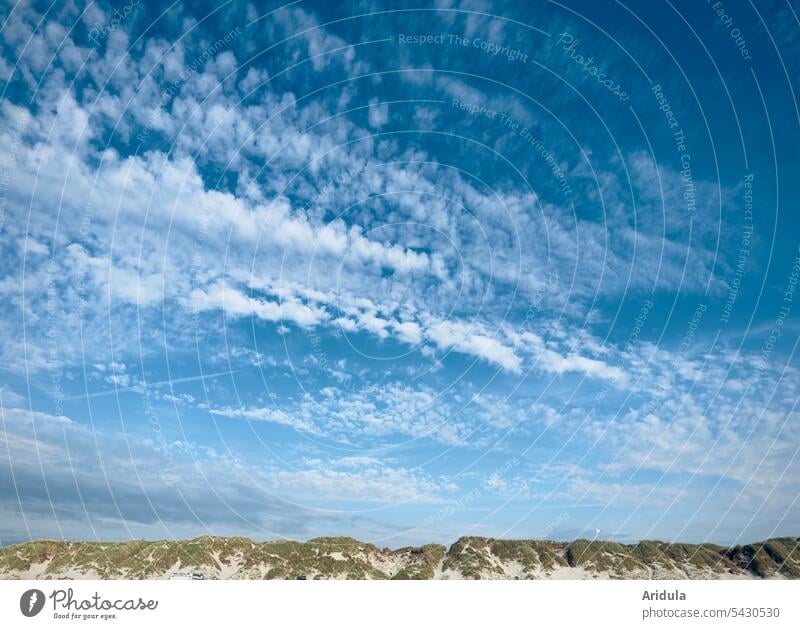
[
  {"left": 724, "top": 537, "right": 800, "bottom": 578},
  {"left": 391, "top": 544, "right": 446, "bottom": 579},
  {"left": 486, "top": 539, "right": 566, "bottom": 575},
  {"left": 443, "top": 537, "right": 503, "bottom": 579},
  {"left": 1, "top": 535, "right": 798, "bottom": 580}
]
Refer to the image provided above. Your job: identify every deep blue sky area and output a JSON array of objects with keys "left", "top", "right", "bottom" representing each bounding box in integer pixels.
[{"left": 0, "top": 0, "right": 799, "bottom": 548}]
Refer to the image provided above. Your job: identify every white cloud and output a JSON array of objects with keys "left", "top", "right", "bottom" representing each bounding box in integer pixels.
[
  {"left": 208, "top": 404, "right": 321, "bottom": 434},
  {"left": 426, "top": 319, "right": 522, "bottom": 372},
  {"left": 192, "top": 283, "right": 328, "bottom": 328},
  {"left": 209, "top": 381, "right": 503, "bottom": 447},
  {"left": 368, "top": 98, "right": 389, "bottom": 128}
]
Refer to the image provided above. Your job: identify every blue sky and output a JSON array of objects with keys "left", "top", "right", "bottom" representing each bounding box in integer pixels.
[{"left": 0, "top": 0, "right": 799, "bottom": 548}]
